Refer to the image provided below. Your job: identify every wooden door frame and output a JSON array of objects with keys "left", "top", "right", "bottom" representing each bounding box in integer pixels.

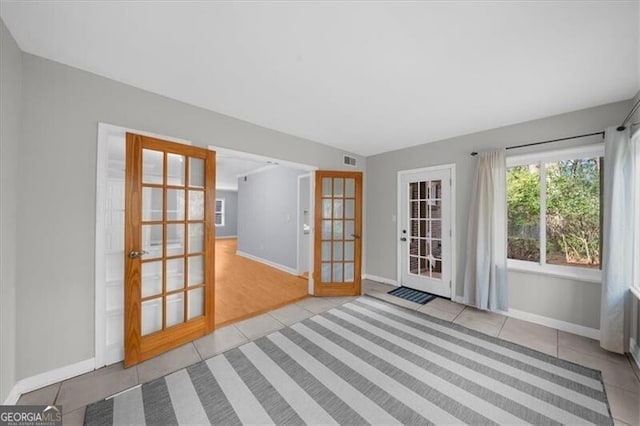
[
  {"left": 396, "top": 164, "right": 456, "bottom": 297},
  {"left": 313, "top": 170, "right": 363, "bottom": 297},
  {"left": 124, "top": 133, "right": 216, "bottom": 367}
]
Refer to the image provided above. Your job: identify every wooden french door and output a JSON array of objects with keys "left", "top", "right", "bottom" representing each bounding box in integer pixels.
[
  {"left": 124, "top": 133, "right": 215, "bottom": 367},
  {"left": 313, "top": 171, "right": 363, "bottom": 296}
]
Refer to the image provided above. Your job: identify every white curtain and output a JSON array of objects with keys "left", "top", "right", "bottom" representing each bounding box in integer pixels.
[
  {"left": 601, "top": 126, "right": 635, "bottom": 353},
  {"left": 463, "top": 149, "right": 508, "bottom": 311}
]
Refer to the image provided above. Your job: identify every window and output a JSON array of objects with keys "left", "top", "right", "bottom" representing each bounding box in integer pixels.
[
  {"left": 215, "top": 199, "right": 225, "bottom": 227},
  {"left": 506, "top": 145, "right": 603, "bottom": 281}
]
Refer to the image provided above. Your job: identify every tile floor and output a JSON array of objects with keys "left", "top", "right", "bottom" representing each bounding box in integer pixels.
[{"left": 17, "top": 279, "right": 640, "bottom": 426}]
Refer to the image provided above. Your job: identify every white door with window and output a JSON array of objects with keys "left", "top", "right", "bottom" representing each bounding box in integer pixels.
[{"left": 399, "top": 167, "right": 452, "bottom": 298}]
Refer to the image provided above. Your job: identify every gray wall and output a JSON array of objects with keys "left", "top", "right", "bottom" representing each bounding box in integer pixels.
[
  {"left": 215, "top": 190, "right": 238, "bottom": 238},
  {"left": 237, "top": 166, "right": 305, "bottom": 270},
  {"left": 15, "top": 53, "right": 364, "bottom": 380},
  {"left": 0, "top": 19, "right": 21, "bottom": 403},
  {"left": 366, "top": 100, "right": 632, "bottom": 330}
]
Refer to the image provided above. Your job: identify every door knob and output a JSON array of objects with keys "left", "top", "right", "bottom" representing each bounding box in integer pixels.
[
  {"left": 400, "top": 237, "right": 407, "bottom": 241},
  {"left": 350, "top": 233, "right": 361, "bottom": 239},
  {"left": 128, "top": 250, "right": 149, "bottom": 259}
]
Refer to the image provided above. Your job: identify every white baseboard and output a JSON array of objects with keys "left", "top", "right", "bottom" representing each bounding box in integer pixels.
[
  {"left": 631, "top": 338, "right": 640, "bottom": 371},
  {"left": 505, "top": 308, "right": 600, "bottom": 340},
  {"left": 236, "top": 250, "right": 298, "bottom": 275},
  {"left": 362, "top": 274, "right": 399, "bottom": 286},
  {"left": 215, "top": 235, "right": 237, "bottom": 240},
  {"left": 3, "top": 358, "right": 95, "bottom": 405},
  {"left": 451, "top": 296, "right": 600, "bottom": 340}
]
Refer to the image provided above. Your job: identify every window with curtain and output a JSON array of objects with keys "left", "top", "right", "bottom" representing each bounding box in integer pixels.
[
  {"left": 506, "top": 144, "right": 603, "bottom": 282},
  {"left": 215, "top": 198, "right": 225, "bottom": 227}
]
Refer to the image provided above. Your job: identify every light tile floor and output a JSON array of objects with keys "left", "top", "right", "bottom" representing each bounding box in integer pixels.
[{"left": 17, "top": 279, "right": 640, "bottom": 426}]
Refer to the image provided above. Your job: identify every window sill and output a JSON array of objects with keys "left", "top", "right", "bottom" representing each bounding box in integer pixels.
[{"left": 507, "top": 260, "right": 602, "bottom": 283}]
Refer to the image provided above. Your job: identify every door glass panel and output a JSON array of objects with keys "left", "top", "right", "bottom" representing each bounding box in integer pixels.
[
  {"left": 321, "top": 220, "right": 332, "bottom": 240},
  {"left": 432, "top": 239, "right": 442, "bottom": 258},
  {"left": 322, "top": 178, "right": 332, "bottom": 197},
  {"left": 430, "top": 199, "right": 442, "bottom": 218},
  {"left": 419, "top": 182, "right": 427, "bottom": 199},
  {"left": 167, "top": 153, "right": 185, "bottom": 186},
  {"left": 410, "top": 220, "right": 419, "bottom": 237},
  {"left": 333, "top": 242, "right": 343, "bottom": 261},
  {"left": 166, "top": 224, "right": 184, "bottom": 257},
  {"left": 345, "top": 199, "right": 355, "bottom": 219},
  {"left": 142, "top": 149, "right": 163, "bottom": 184},
  {"left": 344, "top": 221, "right": 354, "bottom": 240},
  {"left": 344, "top": 241, "right": 354, "bottom": 261},
  {"left": 420, "top": 220, "right": 427, "bottom": 237},
  {"left": 410, "top": 201, "right": 419, "bottom": 219},
  {"left": 142, "top": 187, "right": 163, "bottom": 221},
  {"left": 321, "top": 242, "right": 331, "bottom": 261},
  {"left": 333, "top": 178, "right": 343, "bottom": 197},
  {"left": 188, "top": 223, "right": 204, "bottom": 254},
  {"left": 431, "top": 220, "right": 442, "bottom": 239},
  {"left": 333, "top": 200, "right": 343, "bottom": 219},
  {"left": 142, "top": 261, "right": 163, "bottom": 298},
  {"left": 321, "top": 263, "right": 331, "bottom": 282},
  {"left": 188, "top": 255, "right": 204, "bottom": 286},
  {"left": 332, "top": 263, "right": 343, "bottom": 282},
  {"left": 166, "top": 258, "right": 184, "bottom": 292},
  {"left": 142, "top": 224, "right": 163, "bottom": 260},
  {"left": 322, "top": 199, "right": 332, "bottom": 219},
  {"left": 166, "top": 293, "right": 184, "bottom": 327},
  {"left": 188, "top": 288, "right": 204, "bottom": 320},
  {"left": 189, "top": 157, "right": 205, "bottom": 188},
  {"left": 188, "top": 190, "right": 205, "bottom": 220},
  {"left": 410, "top": 182, "right": 418, "bottom": 199},
  {"left": 141, "top": 298, "right": 162, "bottom": 336},
  {"left": 167, "top": 189, "right": 185, "bottom": 221},
  {"left": 410, "top": 256, "right": 419, "bottom": 274},
  {"left": 344, "top": 263, "right": 354, "bottom": 282},
  {"left": 433, "top": 260, "right": 442, "bottom": 278},
  {"left": 333, "top": 221, "right": 343, "bottom": 240},
  {"left": 345, "top": 178, "right": 355, "bottom": 198}
]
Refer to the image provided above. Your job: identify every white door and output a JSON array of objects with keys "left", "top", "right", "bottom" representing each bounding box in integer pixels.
[{"left": 399, "top": 168, "right": 452, "bottom": 298}]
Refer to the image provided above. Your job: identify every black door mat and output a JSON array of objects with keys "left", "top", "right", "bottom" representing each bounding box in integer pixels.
[{"left": 388, "top": 286, "right": 437, "bottom": 305}]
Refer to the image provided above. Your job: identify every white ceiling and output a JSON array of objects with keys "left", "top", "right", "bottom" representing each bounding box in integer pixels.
[
  {"left": 216, "top": 155, "right": 270, "bottom": 191},
  {"left": 2, "top": 1, "right": 639, "bottom": 156}
]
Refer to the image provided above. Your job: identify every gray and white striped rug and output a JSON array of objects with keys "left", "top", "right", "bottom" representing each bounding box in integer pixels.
[{"left": 85, "top": 296, "right": 613, "bottom": 425}]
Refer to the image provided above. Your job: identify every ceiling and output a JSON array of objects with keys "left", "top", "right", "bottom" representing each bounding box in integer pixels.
[
  {"left": 2, "top": 1, "right": 639, "bottom": 156},
  {"left": 216, "top": 155, "right": 271, "bottom": 191}
]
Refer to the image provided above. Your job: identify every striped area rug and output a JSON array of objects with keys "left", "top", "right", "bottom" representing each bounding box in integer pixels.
[{"left": 85, "top": 296, "right": 613, "bottom": 425}]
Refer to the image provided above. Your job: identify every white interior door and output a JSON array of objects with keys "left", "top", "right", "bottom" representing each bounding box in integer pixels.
[{"left": 399, "top": 168, "right": 452, "bottom": 298}]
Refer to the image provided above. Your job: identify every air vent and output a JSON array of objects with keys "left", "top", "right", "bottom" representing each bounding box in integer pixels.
[{"left": 343, "top": 155, "right": 357, "bottom": 167}]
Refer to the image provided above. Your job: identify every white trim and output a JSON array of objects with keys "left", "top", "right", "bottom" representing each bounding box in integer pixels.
[
  {"left": 363, "top": 274, "right": 399, "bottom": 287},
  {"left": 296, "top": 174, "right": 312, "bottom": 277},
  {"left": 508, "top": 260, "right": 602, "bottom": 283},
  {"left": 215, "top": 235, "right": 237, "bottom": 240},
  {"left": 630, "top": 338, "right": 640, "bottom": 371},
  {"left": 235, "top": 164, "right": 278, "bottom": 179},
  {"left": 3, "top": 358, "right": 95, "bottom": 405},
  {"left": 236, "top": 250, "right": 299, "bottom": 276},
  {"left": 505, "top": 308, "right": 600, "bottom": 340},
  {"left": 95, "top": 123, "right": 191, "bottom": 369},
  {"left": 209, "top": 145, "right": 318, "bottom": 173},
  {"left": 452, "top": 296, "right": 600, "bottom": 340},
  {"left": 396, "top": 163, "right": 456, "bottom": 296}
]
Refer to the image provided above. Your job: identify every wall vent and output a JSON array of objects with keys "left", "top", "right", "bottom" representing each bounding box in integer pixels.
[{"left": 343, "top": 155, "right": 357, "bottom": 167}]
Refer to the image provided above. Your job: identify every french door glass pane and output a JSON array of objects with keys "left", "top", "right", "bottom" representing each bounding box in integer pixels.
[
  {"left": 188, "top": 255, "right": 204, "bottom": 286},
  {"left": 166, "top": 258, "right": 184, "bottom": 292},
  {"left": 142, "top": 224, "right": 162, "bottom": 260},
  {"left": 167, "top": 189, "right": 185, "bottom": 221},
  {"left": 141, "top": 298, "right": 162, "bottom": 336},
  {"left": 321, "top": 263, "right": 331, "bottom": 282},
  {"left": 188, "top": 190, "right": 205, "bottom": 220},
  {"left": 166, "top": 293, "right": 184, "bottom": 327},
  {"left": 142, "top": 187, "right": 163, "bottom": 221},
  {"left": 345, "top": 199, "right": 355, "bottom": 219},
  {"left": 166, "top": 224, "right": 185, "bottom": 257},
  {"left": 142, "top": 149, "right": 163, "bottom": 184},
  {"left": 167, "top": 154, "right": 185, "bottom": 186},
  {"left": 333, "top": 200, "right": 343, "bottom": 219},
  {"left": 321, "top": 242, "right": 331, "bottom": 261},
  {"left": 321, "top": 220, "right": 332, "bottom": 240},
  {"left": 188, "top": 288, "right": 204, "bottom": 320},
  {"left": 189, "top": 157, "right": 205, "bottom": 188},
  {"left": 344, "top": 263, "right": 354, "bottom": 282},
  {"left": 344, "top": 241, "right": 354, "bottom": 261},
  {"left": 333, "top": 242, "right": 343, "bottom": 261},
  {"left": 333, "top": 178, "right": 343, "bottom": 197},
  {"left": 322, "top": 178, "right": 332, "bottom": 197},
  {"left": 142, "top": 261, "right": 163, "bottom": 298},
  {"left": 345, "top": 178, "right": 355, "bottom": 198},
  {"left": 188, "top": 223, "right": 204, "bottom": 254}
]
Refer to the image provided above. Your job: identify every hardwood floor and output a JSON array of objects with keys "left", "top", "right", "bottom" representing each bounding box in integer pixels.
[{"left": 214, "top": 238, "right": 309, "bottom": 327}]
